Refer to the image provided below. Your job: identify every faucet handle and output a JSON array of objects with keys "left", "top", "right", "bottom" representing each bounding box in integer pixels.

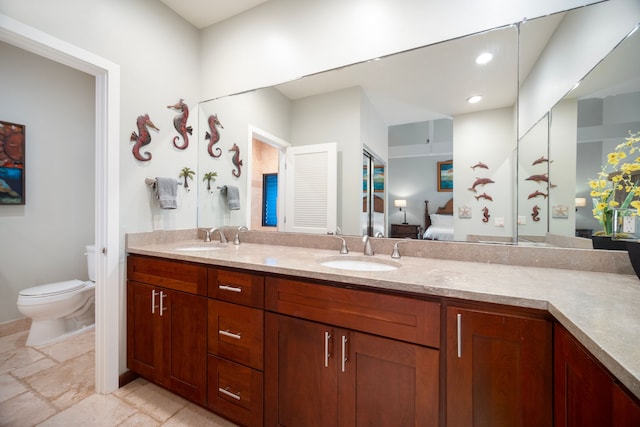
[
  {"left": 336, "top": 237, "right": 349, "bottom": 254},
  {"left": 391, "top": 239, "right": 410, "bottom": 259},
  {"left": 234, "top": 226, "right": 248, "bottom": 245},
  {"left": 200, "top": 229, "right": 211, "bottom": 242}
]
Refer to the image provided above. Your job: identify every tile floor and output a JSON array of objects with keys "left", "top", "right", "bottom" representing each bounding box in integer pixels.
[{"left": 0, "top": 328, "right": 238, "bottom": 426}]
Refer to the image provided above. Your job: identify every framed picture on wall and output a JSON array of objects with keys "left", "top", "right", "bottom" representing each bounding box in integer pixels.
[
  {"left": 0, "top": 120, "right": 25, "bottom": 205},
  {"left": 437, "top": 160, "right": 453, "bottom": 192}
]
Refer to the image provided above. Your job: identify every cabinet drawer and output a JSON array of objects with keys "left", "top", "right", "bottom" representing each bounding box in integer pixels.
[
  {"left": 265, "top": 277, "right": 440, "bottom": 348},
  {"left": 127, "top": 255, "right": 207, "bottom": 295},
  {"left": 207, "top": 355, "right": 263, "bottom": 427},
  {"left": 208, "top": 300, "right": 264, "bottom": 370},
  {"left": 208, "top": 268, "right": 264, "bottom": 308}
]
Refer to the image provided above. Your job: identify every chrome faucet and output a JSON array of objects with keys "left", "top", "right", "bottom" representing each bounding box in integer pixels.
[
  {"left": 336, "top": 237, "right": 349, "bottom": 254},
  {"left": 391, "top": 239, "right": 410, "bottom": 259},
  {"left": 233, "top": 226, "right": 248, "bottom": 245},
  {"left": 362, "top": 235, "right": 374, "bottom": 256},
  {"left": 209, "top": 227, "right": 228, "bottom": 243}
]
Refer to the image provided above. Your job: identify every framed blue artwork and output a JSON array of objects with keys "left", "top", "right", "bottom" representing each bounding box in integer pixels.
[
  {"left": 0, "top": 120, "right": 25, "bottom": 205},
  {"left": 437, "top": 160, "right": 453, "bottom": 192}
]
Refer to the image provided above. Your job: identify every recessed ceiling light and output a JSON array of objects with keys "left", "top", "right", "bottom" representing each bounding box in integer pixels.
[
  {"left": 476, "top": 52, "right": 493, "bottom": 65},
  {"left": 467, "top": 95, "right": 482, "bottom": 104}
]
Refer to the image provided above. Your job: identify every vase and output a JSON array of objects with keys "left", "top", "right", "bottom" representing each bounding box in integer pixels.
[
  {"left": 627, "top": 241, "right": 640, "bottom": 280},
  {"left": 591, "top": 235, "right": 628, "bottom": 251}
]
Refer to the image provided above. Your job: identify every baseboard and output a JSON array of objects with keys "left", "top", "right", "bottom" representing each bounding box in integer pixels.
[
  {"left": 119, "top": 370, "right": 139, "bottom": 388},
  {"left": 0, "top": 317, "right": 31, "bottom": 337}
]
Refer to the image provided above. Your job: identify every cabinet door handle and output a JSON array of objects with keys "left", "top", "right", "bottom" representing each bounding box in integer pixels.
[
  {"left": 218, "top": 284, "right": 242, "bottom": 293},
  {"left": 341, "top": 335, "right": 348, "bottom": 373},
  {"left": 160, "top": 291, "right": 167, "bottom": 316},
  {"left": 219, "top": 329, "right": 242, "bottom": 340},
  {"left": 218, "top": 386, "right": 241, "bottom": 401},
  {"left": 457, "top": 313, "right": 462, "bottom": 358},
  {"left": 324, "top": 331, "right": 332, "bottom": 368},
  {"left": 151, "top": 290, "right": 159, "bottom": 314}
]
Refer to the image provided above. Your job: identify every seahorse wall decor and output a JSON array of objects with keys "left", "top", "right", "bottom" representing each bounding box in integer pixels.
[
  {"left": 167, "top": 99, "right": 192, "bottom": 150},
  {"left": 130, "top": 114, "right": 159, "bottom": 162},
  {"left": 481, "top": 206, "right": 490, "bottom": 223},
  {"left": 229, "top": 143, "right": 243, "bottom": 177},
  {"left": 532, "top": 205, "right": 541, "bottom": 222},
  {"left": 205, "top": 114, "right": 224, "bottom": 158}
]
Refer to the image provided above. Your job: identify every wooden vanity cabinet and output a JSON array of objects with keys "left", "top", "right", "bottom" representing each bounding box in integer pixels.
[
  {"left": 446, "top": 305, "right": 553, "bottom": 427},
  {"left": 126, "top": 255, "right": 207, "bottom": 405},
  {"left": 206, "top": 268, "right": 265, "bottom": 427},
  {"left": 554, "top": 324, "right": 640, "bottom": 427},
  {"left": 265, "top": 277, "right": 441, "bottom": 426}
]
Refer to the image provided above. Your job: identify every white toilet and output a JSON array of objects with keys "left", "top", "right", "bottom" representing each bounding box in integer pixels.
[{"left": 17, "top": 245, "right": 96, "bottom": 346}]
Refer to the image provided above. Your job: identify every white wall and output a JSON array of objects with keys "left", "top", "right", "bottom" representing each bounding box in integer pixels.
[
  {"left": 200, "top": 0, "right": 599, "bottom": 100},
  {"left": 518, "top": 0, "right": 640, "bottom": 138},
  {"left": 454, "top": 107, "right": 516, "bottom": 241},
  {"left": 290, "top": 87, "right": 362, "bottom": 234},
  {"left": 0, "top": 42, "right": 95, "bottom": 322}
]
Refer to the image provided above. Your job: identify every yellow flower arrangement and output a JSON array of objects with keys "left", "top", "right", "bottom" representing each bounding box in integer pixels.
[{"left": 589, "top": 131, "right": 640, "bottom": 235}]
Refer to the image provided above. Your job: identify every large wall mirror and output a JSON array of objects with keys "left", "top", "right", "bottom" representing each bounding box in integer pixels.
[{"left": 197, "top": 1, "right": 640, "bottom": 248}]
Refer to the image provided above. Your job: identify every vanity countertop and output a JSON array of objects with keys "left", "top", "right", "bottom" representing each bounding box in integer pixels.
[{"left": 126, "top": 238, "right": 640, "bottom": 399}]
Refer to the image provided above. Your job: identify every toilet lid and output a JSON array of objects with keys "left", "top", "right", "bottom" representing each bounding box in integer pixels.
[{"left": 19, "top": 279, "right": 86, "bottom": 297}]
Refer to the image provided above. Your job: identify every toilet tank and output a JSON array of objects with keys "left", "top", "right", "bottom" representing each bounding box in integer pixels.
[{"left": 86, "top": 245, "right": 96, "bottom": 282}]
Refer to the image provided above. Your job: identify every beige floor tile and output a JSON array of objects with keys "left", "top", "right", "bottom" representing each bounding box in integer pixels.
[
  {"left": 25, "top": 351, "right": 95, "bottom": 410},
  {"left": 0, "top": 346, "right": 45, "bottom": 374},
  {"left": 0, "top": 373, "right": 27, "bottom": 403},
  {"left": 0, "top": 390, "right": 56, "bottom": 426},
  {"left": 112, "top": 377, "right": 150, "bottom": 399},
  {"left": 11, "top": 356, "right": 58, "bottom": 379},
  {"left": 120, "top": 382, "right": 188, "bottom": 423},
  {"left": 37, "top": 328, "right": 95, "bottom": 363},
  {"left": 116, "top": 411, "right": 161, "bottom": 426},
  {"left": 163, "top": 403, "right": 239, "bottom": 427},
  {"left": 0, "top": 331, "right": 27, "bottom": 355},
  {"left": 38, "top": 394, "right": 137, "bottom": 427}
]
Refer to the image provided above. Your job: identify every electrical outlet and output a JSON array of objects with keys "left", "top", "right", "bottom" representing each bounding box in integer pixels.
[
  {"left": 623, "top": 216, "right": 636, "bottom": 234},
  {"left": 517, "top": 215, "right": 526, "bottom": 225},
  {"left": 494, "top": 217, "right": 505, "bottom": 227}
]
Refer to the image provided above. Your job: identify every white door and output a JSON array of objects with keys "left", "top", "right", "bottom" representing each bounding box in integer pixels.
[{"left": 284, "top": 142, "right": 337, "bottom": 234}]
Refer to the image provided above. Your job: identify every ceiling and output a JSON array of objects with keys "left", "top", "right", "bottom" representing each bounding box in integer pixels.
[{"left": 159, "top": 0, "right": 268, "bottom": 29}]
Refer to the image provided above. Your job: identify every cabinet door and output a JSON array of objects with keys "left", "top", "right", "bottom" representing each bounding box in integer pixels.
[
  {"left": 164, "top": 290, "right": 207, "bottom": 405},
  {"left": 555, "top": 324, "right": 640, "bottom": 427},
  {"left": 340, "top": 331, "right": 440, "bottom": 427},
  {"left": 265, "top": 312, "right": 338, "bottom": 427},
  {"left": 127, "top": 281, "right": 163, "bottom": 382},
  {"left": 447, "top": 307, "right": 552, "bottom": 427}
]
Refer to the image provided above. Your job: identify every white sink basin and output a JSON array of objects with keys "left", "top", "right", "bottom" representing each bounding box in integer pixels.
[
  {"left": 318, "top": 256, "right": 399, "bottom": 272},
  {"left": 174, "top": 243, "right": 228, "bottom": 252}
]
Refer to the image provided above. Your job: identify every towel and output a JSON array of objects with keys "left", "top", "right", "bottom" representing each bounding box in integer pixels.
[
  {"left": 223, "top": 185, "right": 241, "bottom": 210},
  {"left": 155, "top": 177, "right": 178, "bottom": 209}
]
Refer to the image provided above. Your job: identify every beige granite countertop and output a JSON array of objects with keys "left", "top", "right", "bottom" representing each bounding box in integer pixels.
[{"left": 126, "top": 231, "right": 640, "bottom": 400}]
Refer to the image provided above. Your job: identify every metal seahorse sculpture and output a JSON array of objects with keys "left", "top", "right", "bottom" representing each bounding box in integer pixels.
[
  {"left": 130, "top": 114, "right": 159, "bottom": 162},
  {"left": 205, "top": 114, "right": 224, "bottom": 158},
  {"left": 167, "top": 99, "right": 192, "bottom": 150},
  {"left": 229, "top": 143, "right": 243, "bottom": 178}
]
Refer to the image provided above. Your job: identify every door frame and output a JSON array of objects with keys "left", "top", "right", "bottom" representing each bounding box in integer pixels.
[
  {"left": 247, "top": 125, "right": 290, "bottom": 231},
  {"left": 0, "top": 14, "right": 121, "bottom": 394}
]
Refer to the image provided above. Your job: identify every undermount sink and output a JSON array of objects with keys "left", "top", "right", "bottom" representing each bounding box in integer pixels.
[
  {"left": 318, "top": 256, "right": 400, "bottom": 272},
  {"left": 174, "top": 243, "right": 228, "bottom": 252}
]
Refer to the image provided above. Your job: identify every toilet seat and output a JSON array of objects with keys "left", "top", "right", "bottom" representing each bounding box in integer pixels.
[{"left": 19, "top": 280, "right": 86, "bottom": 298}]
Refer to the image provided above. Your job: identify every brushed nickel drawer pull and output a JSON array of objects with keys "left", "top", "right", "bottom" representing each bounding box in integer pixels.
[
  {"left": 219, "top": 284, "right": 242, "bottom": 293},
  {"left": 219, "top": 329, "right": 242, "bottom": 340},
  {"left": 457, "top": 313, "right": 462, "bottom": 358},
  {"left": 151, "top": 290, "right": 159, "bottom": 314},
  {"left": 324, "top": 331, "right": 331, "bottom": 368},
  {"left": 341, "top": 335, "right": 348, "bottom": 373},
  {"left": 219, "top": 387, "right": 241, "bottom": 400}
]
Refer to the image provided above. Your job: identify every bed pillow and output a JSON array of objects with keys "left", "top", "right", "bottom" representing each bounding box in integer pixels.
[{"left": 431, "top": 214, "right": 453, "bottom": 227}]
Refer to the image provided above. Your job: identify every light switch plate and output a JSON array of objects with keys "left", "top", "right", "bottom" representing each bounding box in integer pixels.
[
  {"left": 494, "top": 217, "right": 505, "bottom": 227},
  {"left": 517, "top": 215, "right": 526, "bottom": 225}
]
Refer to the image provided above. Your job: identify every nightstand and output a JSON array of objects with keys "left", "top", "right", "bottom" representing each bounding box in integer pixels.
[{"left": 390, "top": 224, "right": 420, "bottom": 239}]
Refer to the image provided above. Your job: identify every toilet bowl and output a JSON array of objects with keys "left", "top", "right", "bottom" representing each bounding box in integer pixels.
[{"left": 17, "top": 245, "right": 96, "bottom": 346}]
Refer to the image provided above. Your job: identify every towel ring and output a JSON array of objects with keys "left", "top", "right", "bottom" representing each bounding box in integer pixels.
[{"left": 145, "top": 177, "right": 183, "bottom": 186}]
